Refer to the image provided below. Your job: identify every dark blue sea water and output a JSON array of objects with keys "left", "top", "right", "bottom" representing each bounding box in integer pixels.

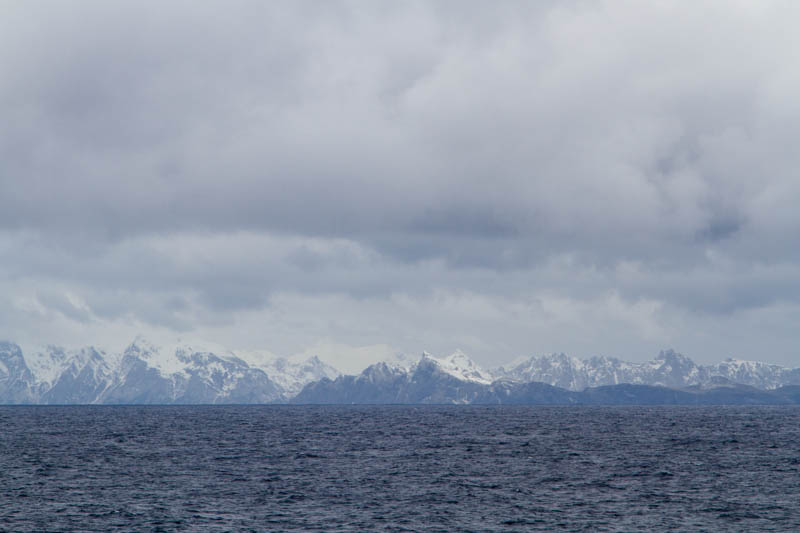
[{"left": 1, "top": 406, "right": 799, "bottom": 531}]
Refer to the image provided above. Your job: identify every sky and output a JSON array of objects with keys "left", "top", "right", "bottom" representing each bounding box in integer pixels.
[{"left": 2, "top": 1, "right": 800, "bottom": 371}]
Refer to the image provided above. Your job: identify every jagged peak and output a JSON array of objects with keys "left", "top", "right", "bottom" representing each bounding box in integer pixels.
[
  {"left": 418, "top": 350, "right": 494, "bottom": 384},
  {"left": 499, "top": 352, "right": 584, "bottom": 373},
  {"left": 359, "top": 361, "right": 408, "bottom": 382},
  {"left": 124, "top": 335, "right": 160, "bottom": 358},
  {"left": 0, "top": 341, "right": 24, "bottom": 358},
  {"left": 295, "top": 355, "right": 340, "bottom": 379},
  {"left": 0, "top": 341, "right": 26, "bottom": 377},
  {"left": 441, "top": 349, "right": 479, "bottom": 367},
  {"left": 121, "top": 337, "right": 190, "bottom": 378}
]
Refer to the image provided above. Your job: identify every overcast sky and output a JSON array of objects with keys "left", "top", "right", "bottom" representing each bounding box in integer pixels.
[{"left": 2, "top": 1, "right": 800, "bottom": 370}]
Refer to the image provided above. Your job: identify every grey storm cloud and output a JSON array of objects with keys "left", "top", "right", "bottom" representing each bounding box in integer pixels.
[{"left": 2, "top": 0, "right": 800, "bottom": 365}]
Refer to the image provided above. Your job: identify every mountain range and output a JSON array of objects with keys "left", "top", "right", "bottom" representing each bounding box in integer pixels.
[
  {"left": 292, "top": 350, "right": 800, "bottom": 405},
  {"left": 2, "top": 338, "right": 800, "bottom": 405},
  {"left": 495, "top": 349, "right": 800, "bottom": 391},
  {"left": 0, "top": 337, "right": 338, "bottom": 405}
]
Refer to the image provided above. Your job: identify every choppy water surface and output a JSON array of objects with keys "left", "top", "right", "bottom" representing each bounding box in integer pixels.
[{"left": 1, "top": 405, "right": 799, "bottom": 531}]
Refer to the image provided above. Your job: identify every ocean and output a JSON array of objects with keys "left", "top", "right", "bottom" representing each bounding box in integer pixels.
[{"left": 1, "top": 405, "right": 799, "bottom": 531}]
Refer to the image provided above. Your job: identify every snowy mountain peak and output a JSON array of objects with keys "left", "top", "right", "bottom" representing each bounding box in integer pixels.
[
  {"left": 425, "top": 350, "right": 494, "bottom": 384},
  {"left": 0, "top": 341, "right": 30, "bottom": 380},
  {"left": 121, "top": 338, "right": 185, "bottom": 378},
  {"left": 243, "top": 354, "right": 341, "bottom": 397},
  {"left": 359, "top": 361, "right": 409, "bottom": 383},
  {"left": 294, "top": 355, "right": 340, "bottom": 381},
  {"left": 26, "top": 345, "right": 69, "bottom": 384},
  {"left": 0, "top": 341, "right": 25, "bottom": 363},
  {"left": 123, "top": 336, "right": 160, "bottom": 361}
]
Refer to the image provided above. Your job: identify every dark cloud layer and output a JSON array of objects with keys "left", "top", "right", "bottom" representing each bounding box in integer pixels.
[{"left": 2, "top": 1, "right": 800, "bottom": 365}]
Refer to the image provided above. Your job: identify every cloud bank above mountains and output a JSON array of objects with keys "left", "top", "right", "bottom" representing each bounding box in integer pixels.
[{"left": 2, "top": 1, "right": 800, "bottom": 367}]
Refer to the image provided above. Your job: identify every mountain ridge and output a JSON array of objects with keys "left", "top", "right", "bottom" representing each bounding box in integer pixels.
[
  {"left": 0, "top": 337, "right": 340, "bottom": 405},
  {"left": 2, "top": 338, "right": 800, "bottom": 404},
  {"left": 495, "top": 349, "right": 800, "bottom": 390}
]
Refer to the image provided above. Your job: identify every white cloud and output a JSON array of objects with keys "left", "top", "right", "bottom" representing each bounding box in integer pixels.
[{"left": 2, "top": 1, "right": 800, "bottom": 366}]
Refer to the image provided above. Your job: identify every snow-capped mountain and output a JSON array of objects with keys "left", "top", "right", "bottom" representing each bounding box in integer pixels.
[
  {"left": 3, "top": 339, "right": 800, "bottom": 404},
  {"left": 98, "top": 339, "right": 283, "bottom": 404},
  {"left": 0, "top": 337, "right": 341, "bottom": 404},
  {"left": 0, "top": 341, "right": 36, "bottom": 404},
  {"left": 494, "top": 349, "right": 800, "bottom": 391},
  {"left": 38, "top": 346, "right": 114, "bottom": 404},
  {"left": 295, "top": 348, "right": 800, "bottom": 404},
  {"left": 293, "top": 350, "right": 493, "bottom": 404},
  {"left": 292, "top": 349, "right": 800, "bottom": 406},
  {"left": 258, "top": 355, "right": 340, "bottom": 396},
  {"left": 425, "top": 350, "right": 494, "bottom": 384},
  {"left": 704, "top": 358, "right": 800, "bottom": 390}
]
